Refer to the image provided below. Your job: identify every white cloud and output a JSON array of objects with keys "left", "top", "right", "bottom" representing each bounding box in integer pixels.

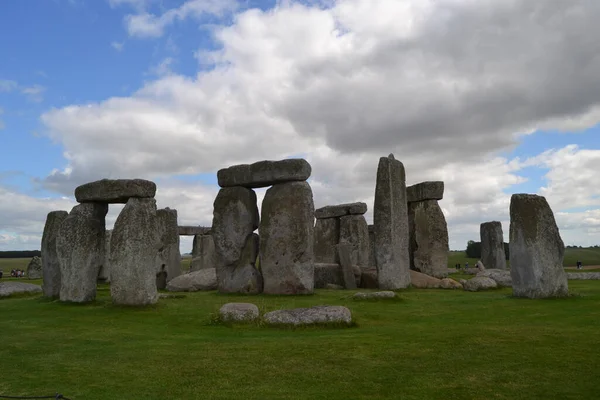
[
  {"left": 111, "top": 41, "right": 125, "bottom": 51},
  {"left": 146, "top": 57, "right": 175, "bottom": 76},
  {"left": 0, "top": 80, "right": 18, "bottom": 92},
  {"left": 21, "top": 84, "right": 46, "bottom": 103}
]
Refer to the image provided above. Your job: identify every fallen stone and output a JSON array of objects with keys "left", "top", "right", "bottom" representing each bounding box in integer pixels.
[
  {"left": 360, "top": 267, "right": 379, "bottom": 289},
  {"left": 463, "top": 276, "right": 498, "bottom": 292},
  {"left": 314, "top": 202, "right": 367, "bottom": 219},
  {"left": 217, "top": 233, "right": 263, "bottom": 294},
  {"left": 41, "top": 210, "right": 69, "bottom": 297},
  {"left": 353, "top": 291, "right": 396, "bottom": 299},
  {"left": 440, "top": 278, "right": 463, "bottom": 289},
  {"left": 408, "top": 200, "right": 449, "bottom": 278},
  {"left": 98, "top": 230, "right": 112, "bottom": 283},
  {"left": 263, "top": 306, "right": 352, "bottom": 326},
  {"left": 509, "top": 194, "right": 569, "bottom": 298},
  {"left": 314, "top": 263, "right": 361, "bottom": 289},
  {"left": 219, "top": 303, "right": 259, "bottom": 322},
  {"left": 477, "top": 269, "right": 512, "bottom": 287},
  {"left": 313, "top": 218, "right": 339, "bottom": 264},
  {"left": 27, "top": 256, "right": 42, "bottom": 280},
  {"left": 0, "top": 282, "right": 42, "bottom": 297},
  {"left": 166, "top": 269, "right": 218, "bottom": 292},
  {"left": 337, "top": 242, "right": 358, "bottom": 289},
  {"left": 191, "top": 234, "right": 218, "bottom": 271},
  {"left": 156, "top": 208, "right": 181, "bottom": 282},
  {"left": 410, "top": 270, "right": 442, "bottom": 289},
  {"left": 480, "top": 221, "right": 507, "bottom": 270},
  {"left": 339, "top": 215, "right": 370, "bottom": 269},
  {"left": 217, "top": 159, "right": 311, "bottom": 189},
  {"left": 406, "top": 181, "right": 444, "bottom": 203},
  {"left": 178, "top": 226, "right": 211, "bottom": 236},
  {"left": 566, "top": 272, "right": 600, "bottom": 280},
  {"left": 75, "top": 179, "right": 156, "bottom": 203}
]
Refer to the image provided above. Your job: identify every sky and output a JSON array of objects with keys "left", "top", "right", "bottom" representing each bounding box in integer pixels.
[{"left": 1, "top": 0, "right": 599, "bottom": 254}]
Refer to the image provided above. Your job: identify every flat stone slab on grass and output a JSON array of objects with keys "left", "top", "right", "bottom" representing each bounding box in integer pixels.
[
  {"left": 463, "top": 276, "right": 498, "bottom": 292},
  {"left": 217, "top": 159, "right": 311, "bottom": 188},
  {"left": 0, "top": 282, "right": 42, "bottom": 297},
  {"left": 75, "top": 179, "right": 156, "bottom": 203},
  {"left": 314, "top": 202, "right": 368, "bottom": 219},
  {"left": 166, "top": 269, "right": 217, "bottom": 292},
  {"left": 263, "top": 306, "right": 352, "bottom": 326},
  {"left": 566, "top": 272, "right": 600, "bottom": 280},
  {"left": 353, "top": 291, "right": 396, "bottom": 299},
  {"left": 477, "top": 269, "right": 512, "bottom": 287},
  {"left": 219, "top": 303, "right": 260, "bottom": 322},
  {"left": 406, "top": 181, "right": 444, "bottom": 203}
]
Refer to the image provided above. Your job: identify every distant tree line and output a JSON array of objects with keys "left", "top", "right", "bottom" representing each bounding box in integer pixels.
[
  {"left": 0, "top": 250, "right": 41, "bottom": 258},
  {"left": 465, "top": 241, "right": 509, "bottom": 260}
]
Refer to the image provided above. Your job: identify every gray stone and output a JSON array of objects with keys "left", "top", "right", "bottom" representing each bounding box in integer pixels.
[
  {"left": 41, "top": 210, "right": 68, "bottom": 297},
  {"left": 110, "top": 198, "right": 160, "bottom": 306},
  {"left": 156, "top": 208, "right": 181, "bottom": 282},
  {"left": 178, "top": 226, "right": 211, "bottom": 236},
  {"left": 166, "top": 268, "right": 217, "bottom": 292},
  {"left": 367, "top": 225, "right": 375, "bottom": 268},
  {"left": 440, "top": 278, "right": 463, "bottom": 289},
  {"left": 260, "top": 181, "right": 315, "bottom": 295},
  {"left": 477, "top": 269, "right": 512, "bottom": 287},
  {"left": 566, "top": 272, "right": 600, "bottom": 280},
  {"left": 314, "top": 202, "right": 367, "bottom": 219},
  {"left": 509, "top": 194, "right": 569, "bottom": 298},
  {"left": 98, "top": 230, "right": 112, "bottom": 282},
  {"left": 263, "top": 305, "right": 352, "bottom": 326},
  {"left": 337, "top": 242, "right": 358, "bottom": 289},
  {"left": 353, "top": 291, "right": 396, "bottom": 299},
  {"left": 410, "top": 270, "right": 442, "bottom": 289},
  {"left": 463, "top": 276, "right": 498, "bottom": 291},
  {"left": 57, "top": 203, "right": 107, "bottom": 303},
  {"left": 217, "top": 233, "right": 263, "bottom": 294},
  {"left": 480, "top": 221, "right": 507, "bottom": 270},
  {"left": 374, "top": 154, "right": 410, "bottom": 289},
  {"left": 27, "top": 256, "right": 42, "bottom": 280},
  {"left": 339, "top": 215, "right": 370, "bottom": 270},
  {"left": 217, "top": 158, "right": 311, "bottom": 188},
  {"left": 75, "top": 179, "right": 156, "bottom": 204},
  {"left": 0, "top": 282, "right": 42, "bottom": 298},
  {"left": 219, "top": 302, "right": 259, "bottom": 322},
  {"left": 191, "top": 234, "right": 218, "bottom": 271},
  {"left": 314, "top": 263, "right": 361, "bottom": 289},
  {"left": 360, "top": 267, "right": 379, "bottom": 289},
  {"left": 406, "top": 181, "right": 444, "bottom": 203},
  {"left": 408, "top": 200, "right": 449, "bottom": 278},
  {"left": 313, "top": 218, "right": 339, "bottom": 264},
  {"left": 476, "top": 260, "right": 485, "bottom": 271}
]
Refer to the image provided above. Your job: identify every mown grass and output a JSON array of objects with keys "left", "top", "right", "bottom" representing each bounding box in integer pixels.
[{"left": 1, "top": 282, "right": 600, "bottom": 399}]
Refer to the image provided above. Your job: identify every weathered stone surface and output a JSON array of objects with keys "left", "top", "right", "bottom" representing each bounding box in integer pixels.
[
  {"left": 264, "top": 306, "right": 352, "bottom": 326},
  {"left": 368, "top": 225, "right": 375, "bottom": 268},
  {"left": 166, "top": 269, "right": 217, "bottom": 292},
  {"left": 156, "top": 208, "right": 181, "bottom": 282},
  {"left": 337, "top": 242, "right": 358, "bottom": 289},
  {"left": 41, "top": 210, "right": 68, "bottom": 297},
  {"left": 410, "top": 270, "right": 442, "bottom": 289},
  {"left": 477, "top": 269, "right": 512, "bottom": 287},
  {"left": 110, "top": 198, "right": 159, "bottom": 306},
  {"left": 408, "top": 200, "right": 449, "bottom": 278},
  {"left": 27, "top": 256, "right": 42, "bottom": 279},
  {"left": 57, "top": 203, "right": 107, "bottom": 303},
  {"left": 260, "top": 181, "right": 315, "bottom": 295},
  {"left": 219, "top": 303, "right": 259, "bottom": 322},
  {"left": 353, "top": 291, "right": 396, "bottom": 299},
  {"left": 476, "top": 260, "right": 485, "bottom": 271},
  {"left": 217, "top": 233, "right": 263, "bottom": 294},
  {"left": 374, "top": 154, "right": 410, "bottom": 289},
  {"left": 314, "top": 263, "right": 361, "bottom": 289},
  {"left": 98, "top": 230, "right": 112, "bottom": 282},
  {"left": 463, "top": 276, "right": 498, "bottom": 291},
  {"left": 339, "top": 215, "right": 370, "bottom": 270},
  {"left": 406, "top": 181, "right": 444, "bottom": 203},
  {"left": 360, "top": 267, "right": 378, "bottom": 289},
  {"left": 314, "top": 202, "right": 367, "bottom": 219},
  {"left": 509, "top": 194, "right": 569, "bottom": 298},
  {"left": 217, "top": 158, "right": 311, "bottom": 188},
  {"left": 480, "top": 221, "right": 507, "bottom": 270},
  {"left": 191, "top": 234, "right": 218, "bottom": 271},
  {"left": 567, "top": 272, "right": 600, "bottom": 280},
  {"left": 75, "top": 179, "right": 156, "bottom": 203},
  {"left": 313, "top": 218, "right": 339, "bottom": 264},
  {"left": 440, "top": 278, "right": 463, "bottom": 289},
  {"left": 0, "top": 282, "right": 42, "bottom": 297},
  {"left": 178, "top": 226, "right": 211, "bottom": 236},
  {"left": 212, "top": 187, "right": 259, "bottom": 266}
]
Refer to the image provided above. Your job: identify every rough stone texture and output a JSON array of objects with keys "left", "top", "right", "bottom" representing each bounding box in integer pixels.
[
  {"left": 477, "top": 269, "right": 512, "bottom": 287},
  {"left": 410, "top": 270, "right": 442, "bottom": 289},
  {"left": 406, "top": 181, "right": 444, "bottom": 203},
  {"left": 41, "top": 210, "right": 68, "bottom": 297},
  {"left": 178, "top": 226, "right": 211, "bottom": 236},
  {"left": 219, "top": 303, "right": 259, "bottom": 322},
  {"left": 408, "top": 200, "right": 449, "bottom": 278},
  {"left": 315, "top": 202, "right": 367, "bottom": 219},
  {"left": 368, "top": 225, "right": 376, "bottom": 268},
  {"left": 98, "top": 230, "right": 112, "bottom": 282},
  {"left": 567, "top": 272, "right": 600, "bottom": 280},
  {"left": 314, "top": 263, "right": 361, "bottom": 289},
  {"left": 440, "top": 278, "right": 463, "bottom": 289},
  {"left": 0, "top": 282, "right": 42, "bottom": 297},
  {"left": 509, "top": 194, "right": 569, "bottom": 298},
  {"left": 110, "top": 198, "right": 160, "bottom": 306},
  {"left": 217, "top": 233, "right": 263, "bottom": 294},
  {"left": 339, "top": 215, "right": 370, "bottom": 270},
  {"left": 463, "top": 276, "right": 498, "bottom": 292},
  {"left": 191, "top": 234, "right": 218, "bottom": 271},
  {"left": 476, "top": 260, "right": 486, "bottom": 271},
  {"left": 27, "top": 256, "right": 42, "bottom": 279},
  {"left": 75, "top": 179, "right": 156, "bottom": 203},
  {"left": 217, "top": 158, "right": 312, "bottom": 189},
  {"left": 480, "top": 221, "right": 507, "bottom": 270},
  {"left": 313, "top": 218, "right": 340, "bottom": 264},
  {"left": 260, "top": 181, "right": 315, "bottom": 295},
  {"left": 166, "top": 269, "right": 217, "bottom": 292},
  {"left": 263, "top": 306, "right": 352, "bottom": 326},
  {"left": 337, "top": 243, "right": 358, "bottom": 289},
  {"left": 353, "top": 291, "right": 396, "bottom": 299},
  {"left": 156, "top": 208, "right": 181, "bottom": 282},
  {"left": 374, "top": 154, "right": 411, "bottom": 289},
  {"left": 57, "top": 203, "right": 108, "bottom": 303},
  {"left": 360, "top": 267, "right": 379, "bottom": 289},
  {"left": 212, "top": 187, "right": 259, "bottom": 266}
]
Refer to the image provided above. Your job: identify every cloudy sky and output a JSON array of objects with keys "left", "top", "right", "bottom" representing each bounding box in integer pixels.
[{"left": 1, "top": 0, "right": 599, "bottom": 253}]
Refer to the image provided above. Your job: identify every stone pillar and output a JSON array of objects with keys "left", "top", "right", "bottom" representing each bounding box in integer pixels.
[
  {"left": 57, "top": 203, "right": 108, "bottom": 303},
  {"left": 339, "top": 215, "right": 370, "bottom": 270},
  {"left": 156, "top": 208, "right": 181, "bottom": 282},
  {"left": 191, "top": 234, "right": 218, "bottom": 271},
  {"left": 509, "top": 194, "right": 568, "bottom": 298},
  {"left": 41, "top": 210, "right": 68, "bottom": 297},
  {"left": 480, "top": 221, "right": 506, "bottom": 270},
  {"left": 98, "top": 230, "right": 112, "bottom": 283},
  {"left": 313, "top": 218, "right": 340, "bottom": 264},
  {"left": 367, "top": 225, "right": 375, "bottom": 268}
]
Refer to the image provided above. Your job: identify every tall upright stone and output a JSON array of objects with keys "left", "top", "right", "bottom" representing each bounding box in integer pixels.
[
  {"left": 339, "top": 215, "right": 370, "bottom": 270},
  {"left": 191, "top": 234, "right": 218, "bottom": 271},
  {"left": 408, "top": 200, "right": 449, "bottom": 278},
  {"left": 98, "top": 230, "right": 112, "bottom": 282},
  {"left": 41, "top": 210, "right": 68, "bottom": 297},
  {"left": 57, "top": 203, "right": 108, "bottom": 303},
  {"left": 367, "top": 225, "right": 376, "bottom": 268},
  {"left": 313, "top": 218, "right": 340, "bottom": 264},
  {"left": 480, "top": 221, "right": 506, "bottom": 270},
  {"left": 509, "top": 194, "right": 568, "bottom": 298},
  {"left": 373, "top": 154, "right": 410, "bottom": 289},
  {"left": 156, "top": 208, "right": 181, "bottom": 282},
  {"left": 260, "top": 181, "right": 315, "bottom": 294},
  {"left": 110, "top": 198, "right": 160, "bottom": 305}
]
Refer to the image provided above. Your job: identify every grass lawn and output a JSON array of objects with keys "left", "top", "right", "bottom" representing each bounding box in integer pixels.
[{"left": 1, "top": 281, "right": 600, "bottom": 399}]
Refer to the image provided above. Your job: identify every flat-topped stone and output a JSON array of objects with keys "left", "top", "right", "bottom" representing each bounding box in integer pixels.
[
  {"left": 315, "top": 202, "right": 367, "bottom": 219},
  {"left": 75, "top": 179, "right": 156, "bottom": 203},
  {"left": 217, "top": 159, "right": 311, "bottom": 188},
  {"left": 263, "top": 306, "right": 352, "bottom": 326},
  {"left": 178, "top": 226, "right": 211, "bottom": 236},
  {"left": 406, "top": 181, "right": 444, "bottom": 203}
]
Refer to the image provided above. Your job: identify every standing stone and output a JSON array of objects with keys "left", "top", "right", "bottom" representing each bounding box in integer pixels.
[
  {"left": 509, "top": 194, "right": 568, "bottom": 298},
  {"left": 98, "top": 230, "right": 112, "bottom": 282},
  {"left": 367, "top": 225, "right": 375, "bottom": 268},
  {"left": 218, "top": 233, "right": 263, "bottom": 294},
  {"left": 57, "top": 203, "right": 108, "bottom": 303},
  {"left": 480, "top": 221, "right": 507, "bottom": 270},
  {"left": 110, "top": 198, "right": 160, "bottom": 306},
  {"left": 156, "top": 208, "right": 181, "bottom": 282},
  {"left": 191, "top": 234, "right": 218, "bottom": 271},
  {"left": 339, "top": 215, "right": 370, "bottom": 270},
  {"left": 27, "top": 256, "right": 43, "bottom": 279},
  {"left": 373, "top": 154, "right": 410, "bottom": 289},
  {"left": 337, "top": 242, "right": 358, "bottom": 289},
  {"left": 260, "top": 181, "right": 315, "bottom": 294},
  {"left": 41, "top": 210, "right": 68, "bottom": 297},
  {"left": 408, "top": 200, "right": 449, "bottom": 278},
  {"left": 313, "top": 218, "right": 340, "bottom": 264}
]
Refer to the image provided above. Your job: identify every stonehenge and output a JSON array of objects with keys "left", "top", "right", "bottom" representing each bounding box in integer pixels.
[
  {"left": 41, "top": 210, "right": 68, "bottom": 297},
  {"left": 156, "top": 208, "right": 181, "bottom": 285},
  {"left": 480, "top": 221, "right": 506, "bottom": 270}
]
